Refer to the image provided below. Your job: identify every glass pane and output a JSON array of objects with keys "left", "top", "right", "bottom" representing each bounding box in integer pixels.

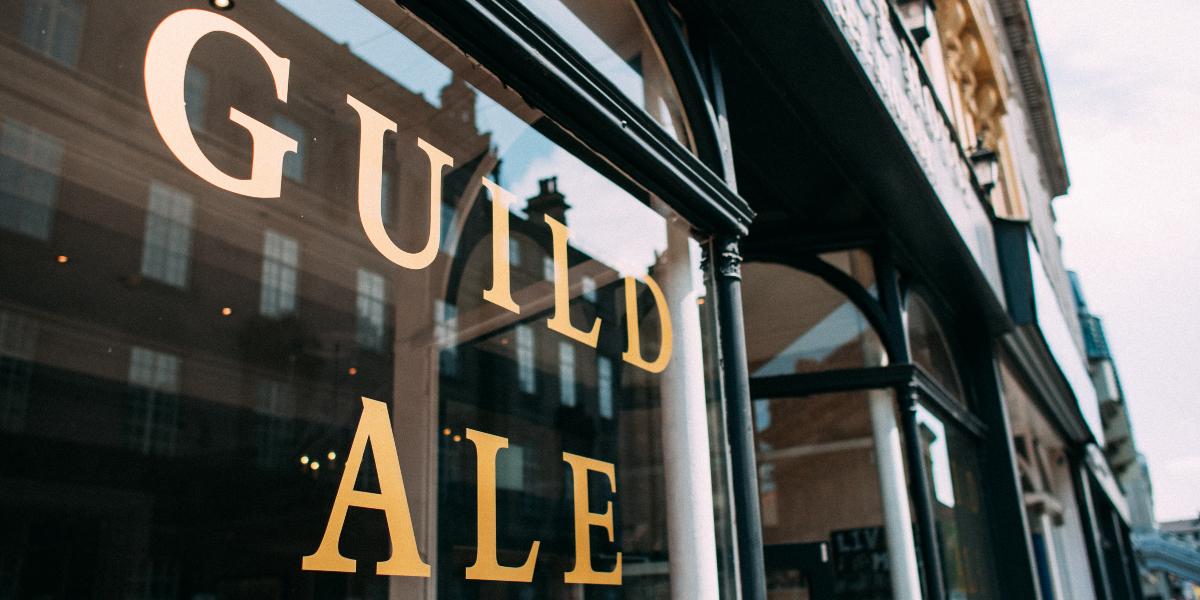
[
  {"left": 907, "top": 293, "right": 965, "bottom": 400},
  {"left": 515, "top": 0, "right": 695, "bottom": 150},
  {"left": 0, "top": 1, "right": 728, "bottom": 597},
  {"left": 755, "top": 391, "right": 892, "bottom": 599},
  {"left": 743, "top": 262, "right": 887, "bottom": 377},
  {"left": 915, "top": 404, "right": 1000, "bottom": 600}
]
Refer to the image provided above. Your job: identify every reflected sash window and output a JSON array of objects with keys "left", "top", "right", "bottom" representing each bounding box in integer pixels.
[
  {"left": 597, "top": 355, "right": 613, "bottom": 418},
  {"left": 254, "top": 378, "right": 295, "bottom": 471},
  {"left": 126, "top": 346, "right": 181, "bottom": 456},
  {"left": 516, "top": 323, "right": 536, "bottom": 394},
  {"left": 582, "top": 275, "right": 597, "bottom": 302},
  {"left": 436, "top": 299, "right": 458, "bottom": 377},
  {"left": 542, "top": 255, "right": 555, "bottom": 281},
  {"left": 0, "top": 119, "right": 63, "bottom": 240},
  {"left": 21, "top": 0, "right": 83, "bottom": 67},
  {"left": 260, "top": 230, "right": 299, "bottom": 317},
  {"left": 356, "top": 268, "right": 387, "bottom": 350},
  {"left": 184, "top": 64, "right": 208, "bottom": 131},
  {"left": 380, "top": 169, "right": 394, "bottom": 224},
  {"left": 496, "top": 444, "right": 526, "bottom": 491},
  {"left": 140, "top": 181, "right": 194, "bottom": 289},
  {"left": 558, "top": 341, "right": 576, "bottom": 407},
  {"left": 272, "top": 115, "right": 307, "bottom": 183},
  {"left": 0, "top": 310, "right": 38, "bottom": 433},
  {"left": 509, "top": 237, "right": 522, "bottom": 266}
]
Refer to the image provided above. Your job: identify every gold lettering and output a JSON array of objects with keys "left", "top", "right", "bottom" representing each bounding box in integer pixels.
[
  {"left": 301, "top": 397, "right": 430, "bottom": 577},
  {"left": 544, "top": 215, "right": 600, "bottom": 347},
  {"left": 562, "top": 452, "right": 621, "bottom": 585},
  {"left": 145, "top": 10, "right": 297, "bottom": 198},
  {"left": 465, "top": 429, "right": 540, "bottom": 581},
  {"left": 479, "top": 179, "right": 520, "bottom": 314},
  {"left": 621, "top": 276, "right": 673, "bottom": 373},
  {"left": 346, "top": 94, "right": 452, "bottom": 270}
]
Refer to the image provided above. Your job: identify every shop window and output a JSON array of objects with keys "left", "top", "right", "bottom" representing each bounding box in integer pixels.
[
  {"left": 0, "top": 310, "right": 37, "bottom": 433},
  {"left": 272, "top": 115, "right": 306, "bottom": 183},
  {"left": 259, "top": 230, "right": 299, "bottom": 317},
  {"left": 0, "top": 2, "right": 731, "bottom": 597},
  {"left": 742, "top": 261, "right": 887, "bottom": 377},
  {"left": 514, "top": 0, "right": 695, "bottom": 150},
  {"left": 356, "top": 268, "right": 387, "bottom": 350},
  {"left": 140, "top": 181, "right": 194, "bottom": 288},
  {"left": 0, "top": 119, "right": 63, "bottom": 240},
  {"left": 125, "top": 346, "right": 181, "bottom": 456},
  {"left": 915, "top": 404, "right": 1000, "bottom": 599},
  {"left": 21, "top": 0, "right": 83, "bottom": 68},
  {"left": 907, "top": 293, "right": 965, "bottom": 400},
  {"left": 184, "top": 64, "right": 208, "bottom": 131},
  {"left": 516, "top": 323, "right": 536, "bottom": 393},
  {"left": 754, "top": 390, "right": 893, "bottom": 597}
]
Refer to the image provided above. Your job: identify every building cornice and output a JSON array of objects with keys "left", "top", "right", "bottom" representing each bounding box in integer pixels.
[{"left": 993, "top": 0, "right": 1070, "bottom": 196}]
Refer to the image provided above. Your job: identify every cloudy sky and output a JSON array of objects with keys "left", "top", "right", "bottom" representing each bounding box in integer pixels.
[{"left": 1029, "top": 0, "right": 1200, "bottom": 521}]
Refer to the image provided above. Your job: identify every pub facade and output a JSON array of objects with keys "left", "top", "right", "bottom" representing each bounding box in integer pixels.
[{"left": 0, "top": 0, "right": 1141, "bottom": 599}]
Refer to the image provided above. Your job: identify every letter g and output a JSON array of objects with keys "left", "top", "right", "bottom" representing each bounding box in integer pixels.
[{"left": 145, "top": 9, "right": 297, "bottom": 198}]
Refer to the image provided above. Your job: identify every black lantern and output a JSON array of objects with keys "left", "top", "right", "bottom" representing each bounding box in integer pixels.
[{"left": 970, "top": 140, "right": 999, "bottom": 195}]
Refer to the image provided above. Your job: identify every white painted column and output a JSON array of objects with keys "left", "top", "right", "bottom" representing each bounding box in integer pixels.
[
  {"left": 658, "top": 216, "right": 720, "bottom": 600},
  {"left": 868, "top": 389, "right": 924, "bottom": 600}
]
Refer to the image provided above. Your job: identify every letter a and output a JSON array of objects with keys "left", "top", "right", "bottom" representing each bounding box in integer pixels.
[{"left": 302, "top": 397, "right": 430, "bottom": 577}]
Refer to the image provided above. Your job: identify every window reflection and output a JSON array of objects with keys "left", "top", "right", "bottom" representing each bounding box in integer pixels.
[
  {"left": 743, "top": 262, "right": 887, "bottom": 377},
  {"left": 915, "top": 405, "right": 999, "bottom": 600},
  {"left": 755, "top": 391, "right": 892, "bottom": 599},
  {"left": 907, "top": 293, "right": 965, "bottom": 400},
  {"left": 0, "top": 120, "right": 63, "bottom": 240},
  {"left": 0, "top": 0, "right": 723, "bottom": 597}
]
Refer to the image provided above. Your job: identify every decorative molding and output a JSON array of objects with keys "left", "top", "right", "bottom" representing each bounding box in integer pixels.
[{"left": 823, "top": 0, "right": 1005, "bottom": 303}]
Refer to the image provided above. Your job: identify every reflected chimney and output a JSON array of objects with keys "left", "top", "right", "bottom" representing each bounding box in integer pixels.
[{"left": 525, "top": 176, "right": 570, "bottom": 225}]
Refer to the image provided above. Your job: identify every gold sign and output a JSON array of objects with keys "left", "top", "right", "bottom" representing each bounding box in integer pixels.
[
  {"left": 301, "top": 399, "right": 621, "bottom": 584},
  {"left": 144, "top": 9, "right": 673, "bottom": 373},
  {"left": 141, "top": 9, "right": 684, "bottom": 586}
]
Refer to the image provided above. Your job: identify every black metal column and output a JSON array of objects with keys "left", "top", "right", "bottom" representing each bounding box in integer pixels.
[
  {"left": 875, "top": 249, "right": 947, "bottom": 600},
  {"left": 711, "top": 236, "right": 767, "bottom": 600},
  {"left": 970, "top": 342, "right": 1044, "bottom": 600}
]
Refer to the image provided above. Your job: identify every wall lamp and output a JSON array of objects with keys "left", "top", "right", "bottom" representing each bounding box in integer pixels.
[{"left": 970, "top": 140, "right": 999, "bottom": 196}]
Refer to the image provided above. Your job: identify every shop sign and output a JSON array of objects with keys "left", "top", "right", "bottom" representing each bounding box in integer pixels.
[{"left": 141, "top": 9, "right": 677, "bottom": 585}]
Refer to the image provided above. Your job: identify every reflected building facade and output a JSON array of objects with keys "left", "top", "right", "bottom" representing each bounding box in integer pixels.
[{"left": 0, "top": 0, "right": 1157, "bottom": 599}]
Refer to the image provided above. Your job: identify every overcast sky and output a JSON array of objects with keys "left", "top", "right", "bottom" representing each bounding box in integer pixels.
[{"left": 1029, "top": 0, "right": 1200, "bottom": 521}]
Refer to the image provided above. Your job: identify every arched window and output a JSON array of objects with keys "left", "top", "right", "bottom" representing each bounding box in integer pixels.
[
  {"left": 906, "top": 292, "right": 964, "bottom": 401},
  {"left": 742, "top": 260, "right": 887, "bottom": 377}
]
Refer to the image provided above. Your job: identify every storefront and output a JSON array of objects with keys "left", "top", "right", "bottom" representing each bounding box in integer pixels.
[{"left": 0, "top": 0, "right": 1142, "bottom": 599}]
